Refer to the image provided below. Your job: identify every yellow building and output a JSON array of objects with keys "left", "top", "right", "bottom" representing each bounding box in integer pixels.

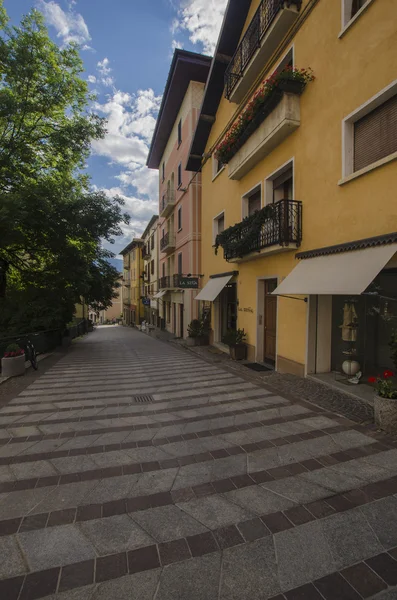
[
  {"left": 189, "top": 0, "right": 397, "bottom": 380},
  {"left": 120, "top": 238, "right": 145, "bottom": 326}
]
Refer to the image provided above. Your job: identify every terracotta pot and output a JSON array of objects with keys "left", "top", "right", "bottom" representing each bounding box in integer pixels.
[
  {"left": 1, "top": 354, "right": 25, "bottom": 377},
  {"left": 374, "top": 394, "right": 397, "bottom": 434}
]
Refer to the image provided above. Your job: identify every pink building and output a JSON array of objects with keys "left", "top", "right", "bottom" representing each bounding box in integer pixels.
[{"left": 147, "top": 50, "right": 211, "bottom": 338}]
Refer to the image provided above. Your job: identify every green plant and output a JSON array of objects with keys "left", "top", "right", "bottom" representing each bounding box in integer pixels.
[
  {"left": 215, "top": 205, "right": 274, "bottom": 258},
  {"left": 215, "top": 66, "right": 315, "bottom": 164},
  {"left": 222, "top": 328, "right": 247, "bottom": 346},
  {"left": 368, "top": 370, "right": 397, "bottom": 399},
  {"left": 187, "top": 319, "right": 202, "bottom": 338},
  {"left": 3, "top": 343, "right": 24, "bottom": 358},
  {"left": 389, "top": 332, "right": 397, "bottom": 372}
]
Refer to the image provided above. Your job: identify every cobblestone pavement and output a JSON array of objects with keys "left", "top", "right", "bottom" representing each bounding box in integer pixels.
[{"left": 0, "top": 325, "right": 397, "bottom": 599}]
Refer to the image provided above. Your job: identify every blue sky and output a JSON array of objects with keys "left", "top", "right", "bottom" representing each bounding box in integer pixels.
[{"left": 6, "top": 0, "right": 227, "bottom": 256}]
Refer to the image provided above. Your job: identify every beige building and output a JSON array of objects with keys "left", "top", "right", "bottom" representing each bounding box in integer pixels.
[{"left": 141, "top": 215, "right": 160, "bottom": 326}]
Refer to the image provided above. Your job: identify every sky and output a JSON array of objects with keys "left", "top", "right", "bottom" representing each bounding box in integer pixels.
[{"left": 6, "top": 0, "right": 228, "bottom": 257}]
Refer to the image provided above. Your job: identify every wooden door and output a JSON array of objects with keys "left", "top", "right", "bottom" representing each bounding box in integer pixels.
[{"left": 264, "top": 279, "right": 277, "bottom": 364}]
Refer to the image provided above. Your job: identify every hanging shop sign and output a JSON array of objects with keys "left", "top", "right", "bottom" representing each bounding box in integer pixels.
[{"left": 178, "top": 277, "right": 199, "bottom": 289}]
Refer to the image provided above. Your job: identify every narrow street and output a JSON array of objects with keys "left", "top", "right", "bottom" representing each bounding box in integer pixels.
[{"left": 1, "top": 327, "right": 397, "bottom": 600}]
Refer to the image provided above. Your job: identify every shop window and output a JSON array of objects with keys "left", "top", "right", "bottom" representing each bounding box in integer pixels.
[{"left": 213, "top": 211, "right": 225, "bottom": 244}]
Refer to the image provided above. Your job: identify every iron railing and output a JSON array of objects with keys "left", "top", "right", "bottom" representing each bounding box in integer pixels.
[
  {"left": 160, "top": 232, "right": 176, "bottom": 252},
  {"left": 158, "top": 274, "right": 184, "bottom": 289},
  {"left": 159, "top": 276, "right": 171, "bottom": 289},
  {"left": 224, "top": 0, "right": 302, "bottom": 99},
  {"left": 0, "top": 328, "right": 63, "bottom": 360},
  {"left": 219, "top": 199, "right": 302, "bottom": 261},
  {"left": 160, "top": 188, "right": 175, "bottom": 215}
]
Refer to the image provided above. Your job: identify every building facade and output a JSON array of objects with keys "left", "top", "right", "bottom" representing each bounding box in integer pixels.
[
  {"left": 147, "top": 50, "right": 211, "bottom": 338},
  {"left": 189, "top": 0, "right": 397, "bottom": 379},
  {"left": 89, "top": 276, "right": 123, "bottom": 324},
  {"left": 141, "top": 215, "right": 160, "bottom": 327},
  {"left": 120, "top": 238, "right": 144, "bottom": 326}
]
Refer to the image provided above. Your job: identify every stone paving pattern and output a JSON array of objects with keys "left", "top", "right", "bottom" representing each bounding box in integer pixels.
[{"left": 0, "top": 326, "right": 397, "bottom": 599}]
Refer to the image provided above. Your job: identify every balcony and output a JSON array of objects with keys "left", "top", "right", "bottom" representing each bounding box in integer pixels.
[
  {"left": 160, "top": 188, "right": 176, "bottom": 218},
  {"left": 159, "top": 276, "right": 172, "bottom": 290},
  {"left": 228, "top": 91, "right": 300, "bottom": 180},
  {"left": 160, "top": 231, "right": 176, "bottom": 254},
  {"left": 225, "top": 0, "right": 301, "bottom": 103},
  {"left": 215, "top": 199, "right": 302, "bottom": 263},
  {"left": 142, "top": 244, "right": 150, "bottom": 259}
]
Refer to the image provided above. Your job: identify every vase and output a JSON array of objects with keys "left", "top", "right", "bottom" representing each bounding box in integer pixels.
[
  {"left": 374, "top": 394, "right": 397, "bottom": 434},
  {"left": 342, "top": 360, "right": 360, "bottom": 376},
  {"left": 1, "top": 354, "right": 26, "bottom": 378}
]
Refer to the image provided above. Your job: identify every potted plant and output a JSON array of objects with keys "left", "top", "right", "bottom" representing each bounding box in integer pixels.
[
  {"left": 1, "top": 343, "right": 26, "bottom": 377},
  {"left": 222, "top": 328, "right": 247, "bottom": 360},
  {"left": 369, "top": 370, "right": 397, "bottom": 434},
  {"left": 187, "top": 319, "right": 210, "bottom": 346}
]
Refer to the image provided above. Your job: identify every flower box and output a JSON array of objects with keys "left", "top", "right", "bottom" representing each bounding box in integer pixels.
[{"left": 1, "top": 354, "right": 25, "bottom": 378}]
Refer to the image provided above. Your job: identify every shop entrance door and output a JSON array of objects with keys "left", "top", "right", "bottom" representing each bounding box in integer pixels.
[
  {"left": 264, "top": 279, "right": 277, "bottom": 364},
  {"left": 220, "top": 283, "right": 237, "bottom": 341},
  {"left": 179, "top": 304, "right": 184, "bottom": 338}
]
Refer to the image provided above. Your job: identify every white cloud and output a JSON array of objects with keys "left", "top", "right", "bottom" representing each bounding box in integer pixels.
[
  {"left": 37, "top": 0, "right": 91, "bottom": 47},
  {"left": 87, "top": 75, "right": 97, "bottom": 84},
  {"left": 96, "top": 57, "right": 115, "bottom": 88},
  {"left": 171, "top": 39, "right": 183, "bottom": 51},
  {"left": 172, "top": 0, "right": 228, "bottom": 54}
]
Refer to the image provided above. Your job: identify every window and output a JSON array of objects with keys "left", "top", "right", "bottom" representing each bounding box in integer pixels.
[
  {"left": 162, "top": 262, "right": 165, "bottom": 278},
  {"left": 177, "top": 252, "right": 182, "bottom": 275},
  {"left": 177, "top": 206, "right": 182, "bottom": 231},
  {"left": 178, "top": 119, "right": 182, "bottom": 146},
  {"left": 150, "top": 235, "right": 154, "bottom": 250},
  {"left": 213, "top": 211, "right": 225, "bottom": 244},
  {"left": 212, "top": 155, "right": 224, "bottom": 179},
  {"left": 242, "top": 185, "right": 262, "bottom": 218},
  {"left": 177, "top": 163, "right": 182, "bottom": 188},
  {"left": 162, "top": 162, "right": 165, "bottom": 182},
  {"left": 354, "top": 95, "right": 397, "bottom": 172},
  {"left": 272, "top": 167, "right": 293, "bottom": 202},
  {"left": 342, "top": 0, "right": 372, "bottom": 29},
  {"left": 151, "top": 259, "right": 154, "bottom": 275},
  {"left": 342, "top": 83, "right": 397, "bottom": 180}
]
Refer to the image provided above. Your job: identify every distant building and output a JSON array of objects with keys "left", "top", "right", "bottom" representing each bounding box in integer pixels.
[
  {"left": 120, "top": 239, "right": 145, "bottom": 326},
  {"left": 141, "top": 215, "right": 160, "bottom": 327},
  {"left": 89, "top": 275, "right": 123, "bottom": 324}
]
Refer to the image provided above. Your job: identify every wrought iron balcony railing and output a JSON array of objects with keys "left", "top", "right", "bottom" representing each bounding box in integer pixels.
[
  {"left": 224, "top": 0, "right": 302, "bottom": 100},
  {"left": 216, "top": 199, "right": 302, "bottom": 262},
  {"left": 160, "top": 232, "right": 176, "bottom": 252}
]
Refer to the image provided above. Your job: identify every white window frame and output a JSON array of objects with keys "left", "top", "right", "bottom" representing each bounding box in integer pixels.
[
  {"left": 340, "top": 79, "right": 397, "bottom": 184},
  {"left": 340, "top": 0, "right": 375, "bottom": 37},
  {"left": 212, "top": 154, "right": 225, "bottom": 181},
  {"left": 264, "top": 158, "right": 295, "bottom": 205},
  {"left": 241, "top": 182, "right": 262, "bottom": 220},
  {"left": 212, "top": 210, "right": 225, "bottom": 245}
]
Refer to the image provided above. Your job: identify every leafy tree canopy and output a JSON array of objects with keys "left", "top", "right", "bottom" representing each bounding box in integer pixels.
[{"left": 0, "top": 3, "right": 129, "bottom": 334}]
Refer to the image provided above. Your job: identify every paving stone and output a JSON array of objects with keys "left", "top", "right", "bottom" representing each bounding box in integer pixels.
[
  {"left": 360, "top": 496, "right": 397, "bottom": 549},
  {"left": 237, "top": 517, "right": 270, "bottom": 542},
  {"left": 82, "top": 475, "right": 138, "bottom": 505},
  {"left": 365, "top": 553, "right": 397, "bottom": 585},
  {"left": 261, "top": 474, "right": 330, "bottom": 504},
  {"left": 156, "top": 553, "right": 221, "bottom": 600},
  {"left": 275, "top": 519, "right": 336, "bottom": 591},
  {"left": 34, "top": 480, "right": 99, "bottom": 513},
  {"left": 127, "top": 469, "right": 178, "bottom": 498},
  {"left": 300, "top": 468, "right": 364, "bottom": 494},
  {"left": 314, "top": 572, "right": 361, "bottom": 599},
  {"left": 79, "top": 514, "right": 153, "bottom": 555},
  {"left": 93, "top": 570, "right": 161, "bottom": 600},
  {"left": 225, "top": 485, "right": 295, "bottom": 516},
  {"left": 18, "top": 524, "right": 96, "bottom": 570},
  {"left": 328, "top": 458, "right": 391, "bottom": 484},
  {"left": 220, "top": 537, "right": 280, "bottom": 600},
  {"left": 11, "top": 460, "right": 58, "bottom": 480},
  {"left": 59, "top": 559, "right": 95, "bottom": 592},
  {"left": 50, "top": 455, "right": 98, "bottom": 475},
  {"left": 131, "top": 504, "right": 208, "bottom": 542},
  {"left": 247, "top": 448, "right": 282, "bottom": 472},
  {"left": 173, "top": 454, "right": 246, "bottom": 489},
  {"left": 158, "top": 538, "right": 191, "bottom": 565},
  {"left": 0, "top": 535, "right": 26, "bottom": 578},
  {"left": 321, "top": 509, "right": 383, "bottom": 569},
  {"left": 0, "top": 486, "right": 53, "bottom": 520},
  {"left": 341, "top": 562, "right": 388, "bottom": 597},
  {"left": 178, "top": 494, "right": 255, "bottom": 529}
]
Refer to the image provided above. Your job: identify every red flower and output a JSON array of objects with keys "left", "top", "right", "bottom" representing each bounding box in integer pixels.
[
  {"left": 368, "top": 376, "right": 377, "bottom": 383},
  {"left": 383, "top": 370, "right": 394, "bottom": 379}
]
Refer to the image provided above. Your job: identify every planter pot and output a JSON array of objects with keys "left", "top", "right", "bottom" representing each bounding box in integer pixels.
[
  {"left": 277, "top": 79, "right": 306, "bottom": 95},
  {"left": 185, "top": 337, "right": 196, "bottom": 346},
  {"left": 230, "top": 344, "right": 247, "bottom": 361},
  {"left": 374, "top": 394, "right": 397, "bottom": 435},
  {"left": 1, "top": 354, "right": 25, "bottom": 377}
]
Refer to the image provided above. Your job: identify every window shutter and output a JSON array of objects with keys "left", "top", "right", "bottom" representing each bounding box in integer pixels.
[{"left": 354, "top": 95, "right": 397, "bottom": 172}]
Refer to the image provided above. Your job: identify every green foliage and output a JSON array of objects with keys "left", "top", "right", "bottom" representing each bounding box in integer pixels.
[
  {"left": 390, "top": 332, "right": 397, "bottom": 372},
  {"left": 187, "top": 318, "right": 210, "bottom": 338},
  {"left": 222, "top": 328, "right": 247, "bottom": 346},
  {"left": 215, "top": 205, "right": 274, "bottom": 259},
  {"left": 0, "top": 3, "right": 129, "bottom": 334},
  {"left": 5, "top": 343, "right": 20, "bottom": 352}
]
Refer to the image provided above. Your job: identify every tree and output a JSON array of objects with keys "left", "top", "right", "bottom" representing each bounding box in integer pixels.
[{"left": 0, "top": 4, "right": 129, "bottom": 333}]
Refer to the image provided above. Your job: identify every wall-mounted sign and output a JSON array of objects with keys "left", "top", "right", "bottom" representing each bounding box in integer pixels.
[
  {"left": 178, "top": 277, "right": 199, "bottom": 289},
  {"left": 142, "top": 297, "right": 151, "bottom": 306}
]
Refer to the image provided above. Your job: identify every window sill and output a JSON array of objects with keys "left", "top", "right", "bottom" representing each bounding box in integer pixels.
[
  {"left": 338, "top": 151, "right": 397, "bottom": 186},
  {"left": 212, "top": 165, "right": 225, "bottom": 182},
  {"left": 338, "top": 0, "right": 375, "bottom": 39}
]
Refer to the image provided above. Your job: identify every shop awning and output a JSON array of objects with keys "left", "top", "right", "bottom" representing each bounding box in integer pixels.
[
  {"left": 273, "top": 244, "right": 397, "bottom": 296},
  {"left": 194, "top": 274, "right": 233, "bottom": 301},
  {"left": 152, "top": 290, "right": 167, "bottom": 300}
]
